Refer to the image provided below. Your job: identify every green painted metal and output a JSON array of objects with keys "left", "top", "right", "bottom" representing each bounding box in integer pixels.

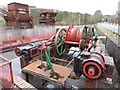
[
  {"left": 56, "top": 36, "right": 65, "bottom": 55},
  {"left": 37, "top": 49, "right": 45, "bottom": 69},
  {"left": 55, "top": 28, "right": 66, "bottom": 56},
  {"left": 82, "top": 26, "right": 87, "bottom": 38},
  {"left": 50, "top": 73, "right": 59, "bottom": 80},
  {"left": 45, "top": 49, "right": 59, "bottom": 79},
  {"left": 40, "top": 49, "right": 44, "bottom": 65},
  {"left": 90, "top": 27, "right": 95, "bottom": 38}
]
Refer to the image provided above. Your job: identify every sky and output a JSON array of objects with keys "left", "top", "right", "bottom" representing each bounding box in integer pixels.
[{"left": 0, "top": 0, "right": 119, "bottom": 15}]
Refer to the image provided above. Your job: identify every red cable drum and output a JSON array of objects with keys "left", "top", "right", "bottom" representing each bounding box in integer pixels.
[
  {"left": 82, "top": 53, "right": 105, "bottom": 80},
  {"left": 65, "top": 26, "right": 78, "bottom": 42}
]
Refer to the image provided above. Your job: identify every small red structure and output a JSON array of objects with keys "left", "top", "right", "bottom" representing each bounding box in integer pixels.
[
  {"left": 0, "top": 55, "right": 14, "bottom": 88},
  {"left": 39, "top": 11, "right": 58, "bottom": 25},
  {"left": 4, "top": 2, "right": 33, "bottom": 29}
]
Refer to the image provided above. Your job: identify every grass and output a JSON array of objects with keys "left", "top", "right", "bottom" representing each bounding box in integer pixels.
[
  {"left": 94, "top": 29, "right": 103, "bottom": 44},
  {"left": 96, "top": 25, "right": 120, "bottom": 41}
]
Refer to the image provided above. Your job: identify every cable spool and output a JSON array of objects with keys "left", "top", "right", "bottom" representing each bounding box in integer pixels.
[{"left": 82, "top": 53, "right": 105, "bottom": 80}]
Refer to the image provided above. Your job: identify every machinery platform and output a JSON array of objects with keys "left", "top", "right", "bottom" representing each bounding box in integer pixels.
[{"left": 22, "top": 60, "right": 72, "bottom": 87}]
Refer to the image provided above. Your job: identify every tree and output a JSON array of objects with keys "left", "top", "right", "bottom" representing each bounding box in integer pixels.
[
  {"left": 93, "top": 10, "right": 103, "bottom": 23},
  {"left": 83, "top": 13, "right": 91, "bottom": 24},
  {"left": 108, "top": 14, "right": 118, "bottom": 24}
]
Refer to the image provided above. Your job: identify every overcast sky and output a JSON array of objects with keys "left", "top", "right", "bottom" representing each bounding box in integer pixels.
[{"left": 0, "top": 0, "right": 119, "bottom": 15}]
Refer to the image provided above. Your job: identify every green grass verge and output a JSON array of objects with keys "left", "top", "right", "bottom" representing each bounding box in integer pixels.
[
  {"left": 94, "top": 29, "right": 103, "bottom": 44},
  {"left": 96, "top": 25, "right": 120, "bottom": 41}
]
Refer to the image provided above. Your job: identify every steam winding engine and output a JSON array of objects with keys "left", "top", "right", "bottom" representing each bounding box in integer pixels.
[
  {"left": 54, "top": 25, "right": 105, "bottom": 80},
  {"left": 15, "top": 25, "right": 106, "bottom": 80}
]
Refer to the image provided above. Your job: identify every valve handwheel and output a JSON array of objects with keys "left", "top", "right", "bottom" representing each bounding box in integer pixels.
[{"left": 55, "top": 28, "right": 66, "bottom": 56}]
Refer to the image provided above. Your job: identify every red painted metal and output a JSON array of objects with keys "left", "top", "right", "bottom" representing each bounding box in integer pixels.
[
  {"left": 15, "top": 48, "right": 21, "bottom": 56},
  {"left": 89, "top": 55, "right": 105, "bottom": 68},
  {"left": 65, "top": 26, "right": 83, "bottom": 44},
  {"left": 30, "top": 47, "right": 39, "bottom": 58},
  {"left": 0, "top": 55, "right": 14, "bottom": 88},
  {"left": 0, "top": 55, "right": 10, "bottom": 62},
  {"left": 51, "top": 72, "right": 63, "bottom": 78},
  {"left": 75, "top": 28, "right": 83, "bottom": 42},
  {"left": 82, "top": 62, "right": 102, "bottom": 79},
  {"left": 55, "top": 25, "right": 94, "bottom": 55},
  {"left": 82, "top": 51, "right": 105, "bottom": 80},
  {"left": 64, "top": 26, "right": 89, "bottom": 47},
  {"left": 64, "top": 41, "right": 79, "bottom": 45},
  {"left": 88, "top": 69, "right": 95, "bottom": 76},
  {"left": 86, "top": 26, "right": 92, "bottom": 39},
  {"left": 0, "top": 26, "right": 56, "bottom": 52},
  {"left": 87, "top": 26, "right": 92, "bottom": 35},
  {"left": 65, "top": 27, "right": 77, "bottom": 42}
]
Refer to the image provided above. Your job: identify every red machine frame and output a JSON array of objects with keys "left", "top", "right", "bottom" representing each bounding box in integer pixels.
[{"left": 0, "top": 55, "right": 14, "bottom": 88}]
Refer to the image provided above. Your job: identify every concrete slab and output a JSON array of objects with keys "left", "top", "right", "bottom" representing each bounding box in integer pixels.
[
  {"left": 105, "top": 56, "right": 114, "bottom": 66},
  {"left": 0, "top": 51, "right": 18, "bottom": 60},
  {"left": 12, "top": 58, "right": 25, "bottom": 79}
]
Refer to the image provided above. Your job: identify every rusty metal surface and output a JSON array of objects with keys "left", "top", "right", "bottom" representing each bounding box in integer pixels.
[
  {"left": 39, "top": 12, "right": 58, "bottom": 25},
  {"left": 4, "top": 2, "right": 33, "bottom": 28},
  {"left": 22, "top": 60, "right": 72, "bottom": 85},
  {"left": 8, "top": 2, "right": 28, "bottom": 11}
]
